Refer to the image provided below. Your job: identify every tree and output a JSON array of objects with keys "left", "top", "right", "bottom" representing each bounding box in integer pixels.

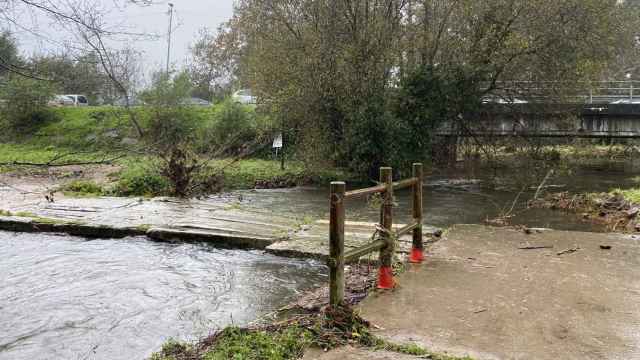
[
  {"left": 0, "top": 0, "right": 153, "bottom": 136},
  {"left": 188, "top": 22, "right": 245, "bottom": 102},
  {"left": 30, "top": 53, "right": 108, "bottom": 103},
  {"left": 228, "top": 0, "right": 639, "bottom": 174},
  {"left": 0, "top": 31, "right": 20, "bottom": 78}
]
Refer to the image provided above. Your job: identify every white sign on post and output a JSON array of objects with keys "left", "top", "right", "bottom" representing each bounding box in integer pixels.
[{"left": 272, "top": 133, "right": 283, "bottom": 149}]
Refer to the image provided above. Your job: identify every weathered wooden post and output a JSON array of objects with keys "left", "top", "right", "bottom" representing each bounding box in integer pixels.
[
  {"left": 409, "top": 163, "right": 424, "bottom": 263},
  {"left": 329, "top": 181, "right": 345, "bottom": 306},
  {"left": 377, "top": 167, "right": 395, "bottom": 289}
]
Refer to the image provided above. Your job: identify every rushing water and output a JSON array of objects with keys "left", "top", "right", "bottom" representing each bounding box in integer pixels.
[
  {"left": 2, "top": 165, "right": 638, "bottom": 360},
  {"left": 238, "top": 166, "right": 640, "bottom": 232},
  {"left": 0, "top": 232, "right": 327, "bottom": 360}
]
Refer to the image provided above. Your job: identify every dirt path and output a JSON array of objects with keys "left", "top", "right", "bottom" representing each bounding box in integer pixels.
[{"left": 324, "top": 225, "right": 640, "bottom": 359}]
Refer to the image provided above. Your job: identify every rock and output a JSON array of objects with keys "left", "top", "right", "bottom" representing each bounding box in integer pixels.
[{"left": 600, "top": 245, "right": 612, "bottom": 250}]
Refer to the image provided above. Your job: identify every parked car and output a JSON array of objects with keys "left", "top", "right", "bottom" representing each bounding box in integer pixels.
[
  {"left": 63, "top": 94, "right": 89, "bottom": 107},
  {"left": 232, "top": 89, "right": 257, "bottom": 104},
  {"left": 48, "top": 95, "right": 74, "bottom": 107}
]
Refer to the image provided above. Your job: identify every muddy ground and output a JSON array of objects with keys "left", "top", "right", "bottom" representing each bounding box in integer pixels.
[{"left": 348, "top": 225, "right": 640, "bottom": 360}]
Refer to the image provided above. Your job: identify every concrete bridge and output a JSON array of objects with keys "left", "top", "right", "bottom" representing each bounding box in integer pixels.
[{"left": 437, "top": 103, "right": 640, "bottom": 139}]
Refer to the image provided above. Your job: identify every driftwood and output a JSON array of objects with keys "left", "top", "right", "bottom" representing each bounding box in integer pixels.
[
  {"left": 518, "top": 245, "right": 553, "bottom": 250},
  {"left": 557, "top": 247, "right": 580, "bottom": 256}
]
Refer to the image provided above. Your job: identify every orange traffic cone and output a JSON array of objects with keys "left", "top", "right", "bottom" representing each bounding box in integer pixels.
[
  {"left": 409, "top": 247, "right": 424, "bottom": 263},
  {"left": 377, "top": 266, "right": 395, "bottom": 289}
]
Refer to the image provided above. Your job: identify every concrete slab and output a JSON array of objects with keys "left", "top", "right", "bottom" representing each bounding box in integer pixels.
[
  {"left": 356, "top": 225, "right": 640, "bottom": 359},
  {"left": 1, "top": 189, "right": 441, "bottom": 255}
]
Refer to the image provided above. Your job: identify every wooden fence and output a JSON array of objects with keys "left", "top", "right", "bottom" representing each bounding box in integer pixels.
[{"left": 328, "top": 163, "right": 424, "bottom": 306}]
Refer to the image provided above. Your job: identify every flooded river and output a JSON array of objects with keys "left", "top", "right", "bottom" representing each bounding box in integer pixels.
[
  {"left": 239, "top": 167, "right": 640, "bottom": 232},
  {"left": 1, "top": 165, "right": 638, "bottom": 359},
  {"left": 0, "top": 232, "right": 326, "bottom": 360}
]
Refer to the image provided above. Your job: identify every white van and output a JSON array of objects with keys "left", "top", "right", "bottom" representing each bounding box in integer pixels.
[{"left": 64, "top": 94, "right": 89, "bottom": 107}]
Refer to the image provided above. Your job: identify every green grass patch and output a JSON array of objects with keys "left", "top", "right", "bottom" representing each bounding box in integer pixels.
[
  {"left": 219, "top": 159, "right": 349, "bottom": 190},
  {"left": 148, "top": 306, "right": 474, "bottom": 360},
  {"left": 203, "top": 327, "right": 310, "bottom": 360},
  {"left": 610, "top": 188, "right": 640, "bottom": 204},
  {"left": 61, "top": 180, "right": 105, "bottom": 197}
]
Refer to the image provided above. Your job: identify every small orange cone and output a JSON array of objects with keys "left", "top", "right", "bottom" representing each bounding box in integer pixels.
[
  {"left": 377, "top": 266, "right": 395, "bottom": 289},
  {"left": 409, "top": 247, "right": 424, "bottom": 263}
]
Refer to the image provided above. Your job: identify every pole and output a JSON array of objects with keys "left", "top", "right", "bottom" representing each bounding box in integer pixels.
[
  {"left": 409, "top": 163, "right": 424, "bottom": 263},
  {"left": 280, "top": 119, "right": 285, "bottom": 170},
  {"left": 329, "top": 181, "right": 346, "bottom": 307},
  {"left": 377, "top": 167, "right": 395, "bottom": 289},
  {"left": 166, "top": 3, "right": 174, "bottom": 76}
]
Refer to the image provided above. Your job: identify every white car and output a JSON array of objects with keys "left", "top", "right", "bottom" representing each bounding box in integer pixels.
[
  {"left": 48, "top": 95, "right": 74, "bottom": 107},
  {"left": 63, "top": 94, "right": 89, "bottom": 107},
  {"left": 232, "top": 89, "right": 256, "bottom": 104}
]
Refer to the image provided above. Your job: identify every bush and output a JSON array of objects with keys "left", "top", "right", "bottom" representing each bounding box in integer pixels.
[
  {"left": 198, "top": 100, "right": 270, "bottom": 155},
  {"left": 0, "top": 75, "right": 57, "bottom": 134},
  {"left": 111, "top": 164, "right": 169, "bottom": 197},
  {"left": 61, "top": 180, "right": 104, "bottom": 196}
]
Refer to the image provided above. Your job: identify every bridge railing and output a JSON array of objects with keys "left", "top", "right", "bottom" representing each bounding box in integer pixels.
[
  {"left": 489, "top": 80, "right": 640, "bottom": 103},
  {"left": 328, "top": 163, "right": 424, "bottom": 307}
]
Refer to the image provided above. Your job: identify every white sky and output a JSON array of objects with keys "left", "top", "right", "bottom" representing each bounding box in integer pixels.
[{"left": 6, "top": 0, "right": 235, "bottom": 74}]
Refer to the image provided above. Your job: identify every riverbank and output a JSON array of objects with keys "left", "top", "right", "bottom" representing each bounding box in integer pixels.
[{"left": 530, "top": 189, "right": 640, "bottom": 232}]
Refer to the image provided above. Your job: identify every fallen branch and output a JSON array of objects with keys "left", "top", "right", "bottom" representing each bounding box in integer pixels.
[
  {"left": 0, "top": 154, "right": 126, "bottom": 167},
  {"left": 557, "top": 247, "right": 580, "bottom": 256},
  {"left": 534, "top": 169, "right": 554, "bottom": 200},
  {"left": 517, "top": 245, "right": 553, "bottom": 250}
]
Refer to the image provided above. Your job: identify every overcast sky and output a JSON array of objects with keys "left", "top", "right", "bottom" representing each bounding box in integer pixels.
[{"left": 8, "top": 0, "right": 235, "bottom": 74}]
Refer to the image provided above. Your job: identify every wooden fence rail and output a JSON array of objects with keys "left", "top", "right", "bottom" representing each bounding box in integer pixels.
[{"left": 328, "top": 163, "right": 424, "bottom": 306}]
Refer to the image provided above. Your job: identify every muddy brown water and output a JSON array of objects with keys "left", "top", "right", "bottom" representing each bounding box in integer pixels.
[
  {"left": 238, "top": 167, "right": 640, "bottom": 232},
  {"left": 1, "top": 166, "right": 638, "bottom": 359}
]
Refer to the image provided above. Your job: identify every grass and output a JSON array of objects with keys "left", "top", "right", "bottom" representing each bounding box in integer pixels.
[
  {"left": 0, "top": 209, "right": 70, "bottom": 224},
  {"left": 610, "top": 188, "right": 640, "bottom": 204},
  {"left": 148, "top": 306, "right": 474, "bottom": 360},
  {"left": 0, "top": 106, "right": 351, "bottom": 197},
  {"left": 61, "top": 180, "right": 105, "bottom": 197}
]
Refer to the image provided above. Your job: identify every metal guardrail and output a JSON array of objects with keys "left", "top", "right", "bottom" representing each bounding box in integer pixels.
[
  {"left": 488, "top": 80, "right": 640, "bottom": 104},
  {"left": 328, "top": 163, "right": 424, "bottom": 307}
]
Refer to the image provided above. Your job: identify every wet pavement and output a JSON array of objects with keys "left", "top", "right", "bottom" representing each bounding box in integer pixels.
[{"left": 354, "top": 225, "right": 640, "bottom": 359}]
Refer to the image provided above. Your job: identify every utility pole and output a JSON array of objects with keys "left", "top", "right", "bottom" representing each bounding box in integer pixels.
[{"left": 166, "top": 3, "right": 174, "bottom": 76}]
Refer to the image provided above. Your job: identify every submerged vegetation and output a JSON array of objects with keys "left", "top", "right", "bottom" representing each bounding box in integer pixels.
[{"left": 531, "top": 189, "right": 640, "bottom": 232}]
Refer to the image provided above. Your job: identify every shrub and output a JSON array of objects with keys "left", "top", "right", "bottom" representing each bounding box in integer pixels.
[
  {"left": 61, "top": 180, "right": 104, "bottom": 196},
  {"left": 198, "top": 100, "right": 273, "bottom": 155},
  {"left": 111, "top": 165, "right": 169, "bottom": 197},
  {"left": 0, "top": 75, "right": 57, "bottom": 134}
]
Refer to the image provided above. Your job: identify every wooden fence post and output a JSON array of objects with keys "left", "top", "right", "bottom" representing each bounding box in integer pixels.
[
  {"left": 329, "top": 181, "right": 345, "bottom": 306},
  {"left": 409, "top": 163, "right": 424, "bottom": 263},
  {"left": 378, "top": 167, "right": 395, "bottom": 289}
]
